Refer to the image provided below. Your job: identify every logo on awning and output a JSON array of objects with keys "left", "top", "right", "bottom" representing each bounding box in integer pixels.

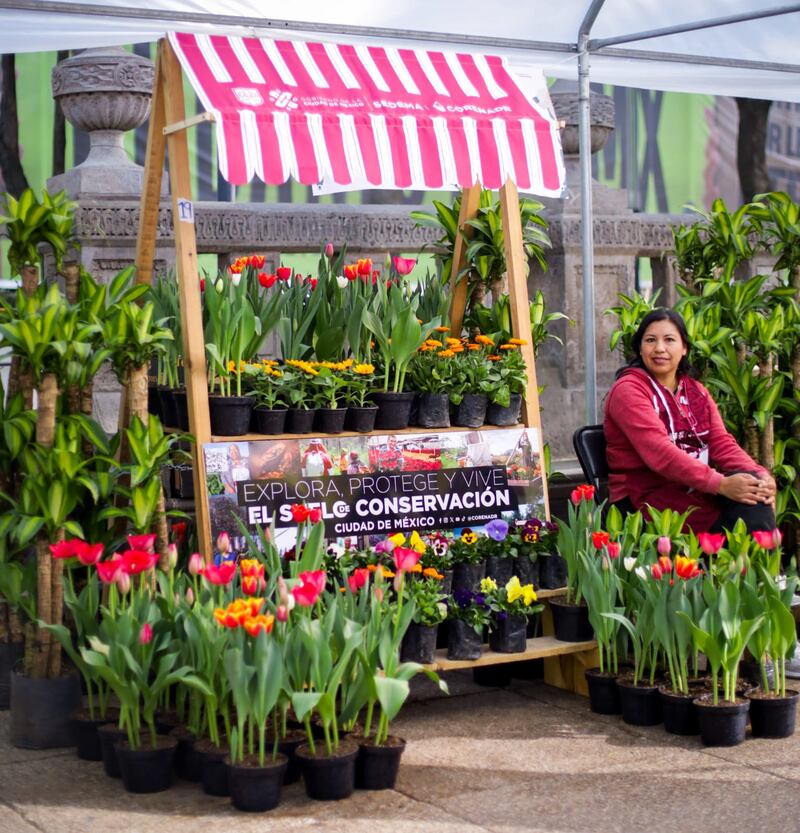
[
  {"left": 233, "top": 87, "right": 264, "bottom": 106},
  {"left": 269, "top": 89, "right": 298, "bottom": 111}
]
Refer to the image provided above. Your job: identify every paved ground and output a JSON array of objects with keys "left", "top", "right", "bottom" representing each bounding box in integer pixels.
[{"left": 1, "top": 671, "right": 800, "bottom": 833}]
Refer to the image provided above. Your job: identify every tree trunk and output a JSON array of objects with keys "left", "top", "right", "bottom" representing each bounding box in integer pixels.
[
  {"left": 745, "top": 422, "right": 760, "bottom": 461},
  {"left": 0, "top": 54, "right": 29, "bottom": 197},
  {"left": 62, "top": 261, "right": 80, "bottom": 304},
  {"left": 735, "top": 98, "right": 773, "bottom": 201},
  {"left": 36, "top": 373, "right": 58, "bottom": 447},
  {"left": 80, "top": 379, "right": 94, "bottom": 458},
  {"left": 489, "top": 275, "right": 506, "bottom": 306},
  {"left": 15, "top": 264, "right": 40, "bottom": 410},
  {"left": 757, "top": 354, "right": 774, "bottom": 471}
]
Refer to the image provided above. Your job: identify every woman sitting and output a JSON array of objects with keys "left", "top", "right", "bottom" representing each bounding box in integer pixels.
[{"left": 604, "top": 308, "right": 776, "bottom": 533}]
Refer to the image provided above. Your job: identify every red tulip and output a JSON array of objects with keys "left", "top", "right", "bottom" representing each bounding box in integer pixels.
[
  {"left": 307, "top": 277, "right": 318, "bottom": 289},
  {"left": 96, "top": 557, "right": 124, "bottom": 584},
  {"left": 606, "top": 541, "right": 621, "bottom": 560},
  {"left": 248, "top": 254, "right": 266, "bottom": 268},
  {"left": 199, "top": 278, "right": 205, "bottom": 292},
  {"left": 592, "top": 531, "right": 610, "bottom": 550},
  {"left": 291, "top": 504, "right": 310, "bottom": 523},
  {"left": 241, "top": 574, "right": 266, "bottom": 596},
  {"left": 49, "top": 540, "right": 81, "bottom": 559},
  {"left": 570, "top": 484, "right": 595, "bottom": 504},
  {"left": 657, "top": 555, "right": 672, "bottom": 574},
  {"left": 276, "top": 265, "right": 292, "bottom": 280},
  {"left": 393, "top": 256, "right": 416, "bottom": 276},
  {"left": 127, "top": 534, "right": 156, "bottom": 554},
  {"left": 651, "top": 563, "right": 664, "bottom": 581},
  {"left": 172, "top": 522, "right": 187, "bottom": 542},
  {"left": 291, "top": 570, "right": 326, "bottom": 607},
  {"left": 357, "top": 257, "right": 372, "bottom": 276},
  {"left": 258, "top": 272, "right": 277, "bottom": 288},
  {"left": 298, "top": 570, "right": 326, "bottom": 596},
  {"left": 76, "top": 542, "right": 104, "bottom": 566},
  {"left": 753, "top": 529, "right": 782, "bottom": 550},
  {"left": 675, "top": 555, "right": 701, "bottom": 580},
  {"left": 139, "top": 623, "right": 153, "bottom": 645},
  {"left": 348, "top": 567, "right": 370, "bottom": 593},
  {"left": 344, "top": 263, "right": 358, "bottom": 280},
  {"left": 698, "top": 532, "right": 726, "bottom": 555},
  {"left": 201, "top": 561, "right": 237, "bottom": 586},
  {"left": 121, "top": 549, "right": 158, "bottom": 575},
  {"left": 394, "top": 546, "right": 421, "bottom": 573},
  {"left": 308, "top": 507, "right": 322, "bottom": 524}
]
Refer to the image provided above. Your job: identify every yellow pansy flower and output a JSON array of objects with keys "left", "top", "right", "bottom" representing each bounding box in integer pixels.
[{"left": 480, "top": 577, "right": 498, "bottom": 593}]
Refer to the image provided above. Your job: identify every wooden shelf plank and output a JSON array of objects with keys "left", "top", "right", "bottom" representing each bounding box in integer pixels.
[{"left": 426, "top": 635, "right": 597, "bottom": 671}]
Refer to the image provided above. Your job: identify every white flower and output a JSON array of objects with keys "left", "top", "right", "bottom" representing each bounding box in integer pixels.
[
  {"left": 634, "top": 566, "right": 648, "bottom": 582},
  {"left": 623, "top": 556, "right": 636, "bottom": 572},
  {"left": 230, "top": 272, "right": 241, "bottom": 287},
  {"left": 336, "top": 275, "right": 349, "bottom": 289}
]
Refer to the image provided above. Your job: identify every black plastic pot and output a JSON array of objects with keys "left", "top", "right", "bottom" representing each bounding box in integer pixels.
[
  {"left": 585, "top": 669, "right": 621, "bottom": 715},
  {"left": 694, "top": 695, "right": 749, "bottom": 746},
  {"left": 485, "top": 394, "right": 522, "bottom": 426},
  {"left": 372, "top": 391, "right": 415, "bottom": 430},
  {"left": 97, "top": 723, "right": 126, "bottom": 778},
  {"left": 227, "top": 754, "right": 287, "bottom": 812},
  {"left": 148, "top": 384, "right": 163, "bottom": 421},
  {"left": 550, "top": 598, "right": 593, "bottom": 642},
  {"left": 515, "top": 556, "right": 539, "bottom": 589},
  {"left": 197, "top": 739, "right": 230, "bottom": 796},
  {"left": 746, "top": 687, "right": 799, "bottom": 739},
  {"left": 117, "top": 736, "right": 178, "bottom": 793},
  {"left": 452, "top": 393, "right": 488, "bottom": 428},
  {"left": 344, "top": 405, "right": 378, "bottom": 433},
  {"left": 158, "top": 386, "right": 178, "bottom": 428},
  {"left": 489, "top": 614, "right": 528, "bottom": 653},
  {"left": 285, "top": 407, "right": 316, "bottom": 434},
  {"left": 355, "top": 737, "right": 406, "bottom": 790},
  {"left": 171, "top": 388, "right": 190, "bottom": 431},
  {"left": 209, "top": 394, "right": 255, "bottom": 436},
  {"left": 439, "top": 569, "right": 453, "bottom": 594},
  {"left": 415, "top": 393, "right": 450, "bottom": 428},
  {"left": 73, "top": 707, "right": 119, "bottom": 761},
  {"left": 447, "top": 619, "right": 483, "bottom": 661},
  {"left": 253, "top": 406, "right": 287, "bottom": 435},
  {"left": 485, "top": 555, "right": 514, "bottom": 586},
  {"left": 0, "top": 641, "right": 23, "bottom": 710},
  {"left": 155, "top": 708, "right": 181, "bottom": 735},
  {"left": 10, "top": 670, "right": 81, "bottom": 749},
  {"left": 275, "top": 729, "right": 307, "bottom": 785},
  {"left": 400, "top": 623, "right": 438, "bottom": 664},
  {"left": 538, "top": 553, "right": 568, "bottom": 589},
  {"left": 170, "top": 726, "right": 202, "bottom": 781},
  {"left": 297, "top": 740, "right": 358, "bottom": 801},
  {"left": 451, "top": 561, "right": 486, "bottom": 593},
  {"left": 314, "top": 407, "right": 347, "bottom": 434},
  {"left": 617, "top": 678, "right": 663, "bottom": 726},
  {"left": 659, "top": 687, "right": 699, "bottom": 735}
]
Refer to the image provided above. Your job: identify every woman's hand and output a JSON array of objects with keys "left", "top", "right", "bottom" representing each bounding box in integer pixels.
[{"left": 718, "top": 472, "right": 775, "bottom": 505}]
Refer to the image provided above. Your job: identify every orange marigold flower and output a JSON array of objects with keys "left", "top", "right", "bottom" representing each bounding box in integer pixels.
[
  {"left": 487, "top": 354, "right": 501, "bottom": 361},
  {"left": 376, "top": 565, "right": 395, "bottom": 579},
  {"left": 354, "top": 364, "right": 374, "bottom": 374},
  {"left": 366, "top": 564, "right": 378, "bottom": 572},
  {"left": 408, "top": 563, "right": 423, "bottom": 573},
  {"left": 475, "top": 334, "right": 494, "bottom": 346},
  {"left": 435, "top": 326, "right": 450, "bottom": 333},
  {"left": 508, "top": 338, "right": 527, "bottom": 346},
  {"left": 499, "top": 344, "right": 517, "bottom": 350},
  {"left": 438, "top": 349, "right": 455, "bottom": 358},
  {"left": 423, "top": 567, "right": 444, "bottom": 580},
  {"left": 446, "top": 337, "right": 462, "bottom": 346},
  {"left": 450, "top": 344, "right": 464, "bottom": 353},
  {"left": 467, "top": 343, "right": 481, "bottom": 351}
]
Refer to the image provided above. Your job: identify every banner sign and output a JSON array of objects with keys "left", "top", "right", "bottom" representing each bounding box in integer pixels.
[{"left": 203, "top": 427, "right": 544, "bottom": 553}]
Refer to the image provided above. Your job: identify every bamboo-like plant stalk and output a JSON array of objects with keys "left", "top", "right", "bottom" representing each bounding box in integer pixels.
[
  {"left": 15, "top": 264, "right": 40, "bottom": 410},
  {"left": 758, "top": 352, "right": 775, "bottom": 471}
]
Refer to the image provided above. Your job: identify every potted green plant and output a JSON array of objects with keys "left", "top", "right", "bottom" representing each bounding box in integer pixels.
[
  {"left": 485, "top": 338, "right": 528, "bottom": 426},
  {"left": 245, "top": 360, "right": 287, "bottom": 434},
  {"left": 406, "top": 333, "right": 455, "bottom": 428},
  {"left": 481, "top": 575, "right": 543, "bottom": 653},
  {"left": 449, "top": 528, "right": 486, "bottom": 593},
  {"left": 282, "top": 360, "right": 319, "bottom": 434},
  {"left": 449, "top": 336, "right": 492, "bottom": 427},
  {"left": 309, "top": 361, "right": 350, "bottom": 434},
  {"left": 400, "top": 576, "right": 448, "bottom": 664},
  {"left": 342, "top": 361, "right": 378, "bottom": 433},
  {"left": 446, "top": 588, "right": 491, "bottom": 661},
  {"left": 479, "top": 518, "right": 515, "bottom": 586}
]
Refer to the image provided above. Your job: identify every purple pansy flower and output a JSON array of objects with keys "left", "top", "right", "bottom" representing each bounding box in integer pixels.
[{"left": 485, "top": 519, "right": 509, "bottom": 542}]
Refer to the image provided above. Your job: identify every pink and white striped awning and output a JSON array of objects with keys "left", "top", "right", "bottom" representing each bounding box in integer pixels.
[{"left": 168, "top": 32, "right": 565, "bottom": 197}]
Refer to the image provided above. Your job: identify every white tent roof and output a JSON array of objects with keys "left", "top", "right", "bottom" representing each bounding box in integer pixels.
[{"left": 3, "top": 0, "right": 800, "bottom": 101}]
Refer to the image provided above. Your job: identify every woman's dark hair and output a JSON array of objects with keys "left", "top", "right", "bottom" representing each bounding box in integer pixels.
[{"left": 615, "top": 307, "right": 695, "bottom": 379}]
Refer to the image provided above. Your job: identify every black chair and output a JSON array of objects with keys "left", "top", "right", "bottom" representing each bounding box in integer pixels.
[{"left": 572, "top": 424, "right": 608, "bottom": 497}]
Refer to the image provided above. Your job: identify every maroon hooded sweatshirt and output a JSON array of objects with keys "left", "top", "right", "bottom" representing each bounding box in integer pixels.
[{"left": 603, "top": 367, "right": 767, "bottom": 531}]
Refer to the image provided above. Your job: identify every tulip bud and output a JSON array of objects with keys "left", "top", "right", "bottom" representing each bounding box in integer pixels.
[
  {"left": 601, "top": 555, "right": 610, "bottom": 571},
  {"left": 139, "top": 623, "right": 153, "bottom": 645},
  {"left": 230, "top": 271, "right": 241, "bottom": 287},
  {"left": 217, "top": 532, "right": 231, "bottom": 555},
  {"left": 324, "top": 241, "right": 334, "bottom": 258},
  {"left": 188, "top": 552, "right": 204, "bottom": 576},
  {"left": 167, "top": 543, "right": 178, "bottom": 569},
  {"left": 384, "top": 252, "right": 392, "bottom": 272},
  {"left": 393, "top": 573, "right": 404, "bottom": 593},
  {"left": 174, "top": 592, "right": 181, "bottom": 606},
  {"left": 185, "top": 587, "right": 195, "bottom": 605},
  {"left": 214, "top": 277, "right": 224, "bottom": 293},
  {"left": 276, "top": 604, "right": 288, "bottom": 622},
  {"left": 277, "top": 576, "right": 289, "bottom": 606},
  {"left": 657, "top": 536, "right": 671, "bottom": 556},
  {"left": 116, "top": 571, "right": 131, "bottom": 594},
  {"left": 374, "top": 586, "right": 384, "bottom": 602}
]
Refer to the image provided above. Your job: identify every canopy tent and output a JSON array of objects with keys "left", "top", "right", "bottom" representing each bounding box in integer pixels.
[{"left": 167, "top": 31, "right": 565, "bottom": 195}]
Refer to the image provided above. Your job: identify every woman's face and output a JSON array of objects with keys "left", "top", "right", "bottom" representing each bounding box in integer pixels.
[{"left": 639, "top": 319, "right": 687, "bottom": 387}]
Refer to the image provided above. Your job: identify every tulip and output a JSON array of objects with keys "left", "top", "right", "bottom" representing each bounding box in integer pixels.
[
  {"left": 392, "top": 256, "right": 417, "bottom": 276},
  {"left": 606, "top": 541, "right": 621, "bottom": 559},
  {"left": 308, "top": 507, "right": 323, "bottom": 524},
  {"left": 201, "top": 561, "right": 237, "bottom": 586},
  {"left": 115, "top": 571, "right": 132, "bottom": 594},
  {"left": 76, "top": 542, "right": 104, "bottom": 566},
  {"left": 753, "top": 528, "right": 782, "bottom": 550},
  {"left": 344, "top": 263, "right": 358, "bottom": 280},
  {"left": 651, "top": 563, "right": 663, "bottom": 581},
  {"left": 348, "top": 567, "right": 370, "bottom": 593},
  {"left": 276, "top": 265, "right": 292, "bottom": 280},
  {"left": 357, "top": 257, "right": 372, "bottom": 276},
  {"left": 308, "top": 277, "right": 318, "bottom": 289},
  {"left": 199, "top": 278, "right": 205, "bottom": 292},
  {"left": 188, "top": 552, "right": 204, "bottom": 576},
  {"left": 49, "top": 539, "right": 81, "bottom": 559},
  {"left": 185, "top": 587, "right": 195, "bottom": 605},
  {"left": 290, "top": 504, "right": 310, "bottom": 523},
  {"left": 277, "top": 575, "right": 289, "bottom": 607},
  {"left": 570, "top": 483, "right": 595, "bottom": 504},
  {"left": 248, "top": 254, "right": 266, "bottom": 268},
  {"left": 121, "top": 549, "right": 158, "bottom": 575},
  {"left": 336, "top": 275, "right": 349, "bottom": 289},
  {"left": 258, "top": 272, "right": 277, "bottom": 288},
  {"left": 242, "top": 574, "right": 267, "bottom": 596},
  {"left": 374, "top": 586, "right": 385, "bottom": 602},
  {"left": 96, "top": 558, "right": 124, "bottom": 584},
  {"left": 127, "top": 533, "right": 156, "bottom": 554},
  {"left": 230, "top": 271, "right": 241, "bottom": 286},
  {"left": 592, "top": 531, "right": 610, "bottom": 550},
  {"left": 675, "top": 555, "right": 701, "bottom": 580},
  {"left": 292, "top": 574, "right": 325, "bottom": 607},
  {"left": 139, "top": 623, "right": 153, "bottom": 645},
  {"left": 244, "top": 614, "right": 275, "bottom": 637},
  {"left": 374, "top": 539, "right": 395, "bottom": 555},
  {"left": 172, "top": 522, "right": 187, "bottom": 542},
  {"left": 623, "top": 556, "right": 637, "bottom": 571},
  {"left": 297, "top": 570, "right": 326, "bottom": 596},
  {"left": 159, "top": 543, "right": 178, "bottom": 572},
  {"left": 324, "top": 241, "right": 334, "bottom": 257},
  {"left": 657, "top": 555, "right": 672, "bottom": 574},
  {"left": 216, "top": 531, "right": 231, "bottom": 554},
  {"left": 697, "top": 531, "right": 726, "bottom": 555},
  {"left": 657, "top": 536, "right": 671, "bottom": 556},
  {"left": 394, "top": 546, "right": 422, "bottom": 573}
]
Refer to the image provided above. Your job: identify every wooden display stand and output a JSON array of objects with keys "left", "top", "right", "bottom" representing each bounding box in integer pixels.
[{"left": 134, "top": 37, "right": 597, "bottom": 695}]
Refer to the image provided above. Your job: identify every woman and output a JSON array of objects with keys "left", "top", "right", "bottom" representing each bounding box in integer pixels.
[{"left": 604, "top": 308, "right": 776, "bottom": 533}]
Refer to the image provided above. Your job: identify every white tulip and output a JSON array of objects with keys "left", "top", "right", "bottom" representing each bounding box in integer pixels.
[
  {"left": 230, "top": 271, "right": 241, "bottom": 286},
  {"left": 623, "top": 557, "right": 636, "bottom": 572},
  {"left": 336, "top": 275, "right": 349, "bottom": 289},
  {"left": 634, "top": 566, "right": 648, "bottom": 581}
]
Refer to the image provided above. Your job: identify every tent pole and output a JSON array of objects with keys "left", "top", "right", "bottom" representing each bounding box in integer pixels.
[{"left": 447, "top": 184, "right": 482, "bottom": 337}]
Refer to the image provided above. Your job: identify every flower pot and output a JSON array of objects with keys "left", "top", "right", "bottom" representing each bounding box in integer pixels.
[
  {"left": 617, "top": 678, "right": 662, "bottom": 726},
  {"left": 585, "top": 668, "right": 621, "bottom": 715},
  {"left": 0, "top": 640, "right": 23, "bottom": 710},
  {"left": 452, "top": 393, "right": 488, "bottom": 428},
  {"left": 209, "top": 394, "right": 255, "bottom": 436},
  {"left": 227, "top": 753, "right": 287, "bottom": 812},
  {"left": 158, "top": 386, "right": 178, "bottom": 428},
  {"left": 447, "top": 619, "right": 483, "bottom": 661},
  {"left": 746, "top": 687, "right": 799, "bottom": 739},
  {"left": 694, "top": 694, "right": 749, "bottom": 746},
  {"left": 489, "top": 614, "right": 528, "bottom": 653},
  {"left": 515, "top": 557, "right": 539, "bottom": 589},
  {"left": 171, "top": 388, "right": 190, "bottom": 431},
  {"left": 72, "top": 707, "right": 120, "bottom": 761},
  {"left": 253, "top": 406, "right": 287, "bottom": 435},
  {"left": 275, "top": 728, "right": 307, "bottom": 785},
  {"left": 400, "top": 622, "right": 438, "bottom": 664},
  {"left": 485, "top": 555, "right": 514, "bottom": 586},
  {"left": 10, "top": 669, "right": 81, "bottom": 749},
  {"left": 451, "top": 561, "right": 486, "bottom": 593},
  {"left": 414, "top": 393, "right": 450, "bottom": 428},
  {"left": 538, "top": 552, "right": 567, "bottom": 589},
  {"left": 549, "top": 598, "right": 593, "bottom": 642},
  {"left": 658, "top": 687, "right": 699, "bottom": 735},
  {"left": 296, "top": 738, "right": 358, "bottom": 801},
  {"left": 285, "top": 407, "right": 316, "bottom": 434},
  {"left": 148, "top": 384, "right": 163, "bottom": 421},
  {"left": 372, "top": 391, "right": 414, "bottom": 430},
  {"left": 314, "top": 406, "right": 347, "bottom": 434},
  {"left": 485, "top": 393, "right": 523, "bottom": 426},
  {"left": 196, "top": 738, "right": 230, "bottom": 796},
  {"left": 97, "top": 723, "right": 126, "bottom": 778},
  {"left": 170, "top": 726, "right": 202, "bottom": 781},
  {"left": 355, "top": 737, "right": 406, "bottom": 790},
  {"left": 155, "top": 708, "right": 181, "bottom": 735},
  {"left": 345, "top": 405, "right": 378, "bottom": 433},
  {"left": 117, "top": 735, "right": 178, "bottom": 793}
]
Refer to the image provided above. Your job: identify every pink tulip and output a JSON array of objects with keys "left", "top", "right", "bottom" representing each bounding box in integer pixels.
[
  {"left": 277, "top": 576, "right": 289, "bottom": 607},
  {"left": 606, "top": 541, "right": 621, "bottom": 559},
  {"left": 96, "top": 558, "right": 124, "bottom": 584},
  {"left": 185, "top": 587, "right": 195, "bottom": 605},
  {"left": 753, "top": 529, "right": 782, "bottom": 550},
  {"left": 393, "top": 546, "right": 421, "bottom": 573},
  {"left": 297, "top": 570, "right": 326, "bottom": 596},
  {"left": 115, "top": 571, "right": 132, "bottom": 594},
  {"left": 188, "top": 553, "right": 204, "bottom": 576},
  {"left": 698, "top": 532, "right": 726, "bottom": 555},
  {"left": 139, "top": 623, "right": 153, "bottom": 645},
  {"left": 216, "top": 532, "right": 231, "bottom": 555},
  {"left": 201, "top": 562, "right": 237, "bottom": 586},
  {"left": 49, "top": 540, "right": 81, "bottom": 559},
  {"left": 167, "top": 543, "right": 178, "bottom": 569},
  {"left": 393, "top": 256, "right": 416, "bottom": 276},
  {"left": 276, "top": 604, "right": 289, "bottom": 622},
  {"left": 127, "top": 533, "right": 156, "bottom": 554},
  {"left": 657, "top": 536, "right": 671, "bottom": 556},
  {"left": 324, "top": 242, "right": 334, "bottom": 257}
]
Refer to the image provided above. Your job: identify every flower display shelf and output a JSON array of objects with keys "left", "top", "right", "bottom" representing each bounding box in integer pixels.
[
  {"left": 425, "top": 635, "right": 597, "bottom": 672},
  {"left": 206, "top": 423, "right": 524, "bottom": 443}
]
